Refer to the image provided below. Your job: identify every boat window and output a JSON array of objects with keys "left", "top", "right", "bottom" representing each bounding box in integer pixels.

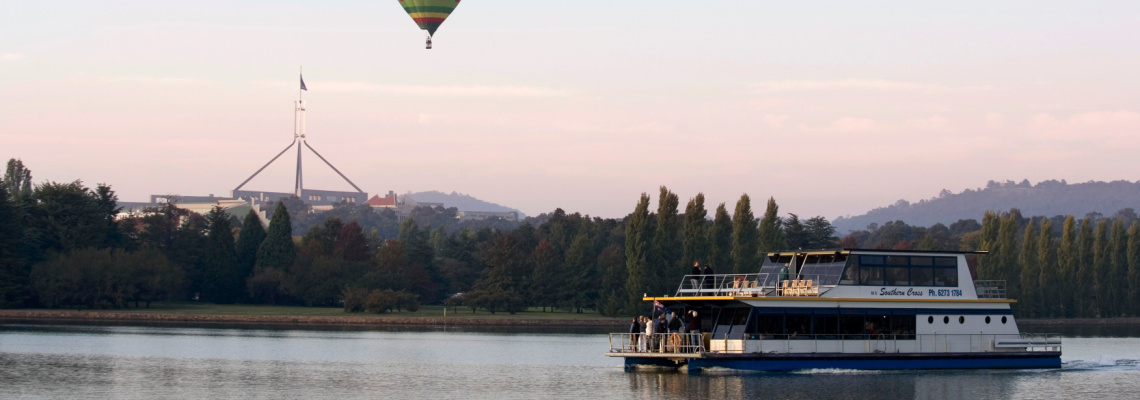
[
  {"left": 785, "top": 314, "right": 811, "bottom": 338},
  {"left": 860, "top": 266, "right": 884, "bottom": 285},
  {"left": 910, "top": 267, "right": 934, "bottom": 286},
  {"left": 934, "top": 257, "right": 957, "bottom": 267},
  {"left": 812, "top": 315, "right": 839, "bottom": 339},
  {"left": 798, "top": 255, "right": 846, "bottom": 286},
  {"left": 910, "top": 257, "right": 933, "bottom": 266},
  {"left": 885, "top": 266, "right": 909, "bottom": 286},
  {"left": 933, "top": 267, "right": 958, "bottom": 287},
  {"left": 840, "top": 264, "right": 859, "bottom": 285},
  {"left": 859, "top": 255, "right": 885, "bottom": 265},
  {"left": 885, "top": 256, "right": 908, "bottom": 266},
  {"left": 892, "top": 315, "right": 916, "bottom": 339},
  {"left": 866, "top": 315, "right": 890, "bottom": 336},
  {"left": 751, "top": 313, "right": 784, "bottom": 338},
  {"left": 839, "top": 315, "right": 865, "bottom": 337}
]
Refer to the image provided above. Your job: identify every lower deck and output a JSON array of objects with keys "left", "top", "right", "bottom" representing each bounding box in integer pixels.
[{"left": 606, "top": 332, "right": 1062, "bottom": 371}]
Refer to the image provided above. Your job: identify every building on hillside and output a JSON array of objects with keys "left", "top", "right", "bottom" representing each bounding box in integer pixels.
[
  {"left": 366, "top": 191, "right": 398, "bottom": 208},
  {"left": 118, "top": 196, "right": 268, "bottom": 226},
  {"left": 457, "top": 210, "right": 519, "bottom": 222}
]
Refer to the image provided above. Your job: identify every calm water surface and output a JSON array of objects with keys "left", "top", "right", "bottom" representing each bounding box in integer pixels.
[{"left": 1, "top": 323, "right": 1138, "bottom": 399}]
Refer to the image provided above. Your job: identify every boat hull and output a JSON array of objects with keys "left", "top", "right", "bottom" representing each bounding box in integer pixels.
[{"left": 626, "top": 352, "right": 1062, "bottom": 371}]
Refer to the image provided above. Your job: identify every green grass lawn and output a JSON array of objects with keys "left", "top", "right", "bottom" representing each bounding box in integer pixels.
[{"left": 54, "top": 302, "right": 619, "bottom": 320}]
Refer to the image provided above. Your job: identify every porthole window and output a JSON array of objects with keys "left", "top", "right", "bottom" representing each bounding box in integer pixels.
[
  {"left": 943, "top": 316, "right": 950, "bottom": 324},
  {"left": 985, "top": 316, "right": 991, "bottom": 324},
  {"left": 1001, "top": 316, "right": 1007, "bottom": 324},
  {"left": 928, "top": 316, "right": 934, "bottom": 324},
  {"left": 959, "top": 316, "right": 965, "bottom": 324}
]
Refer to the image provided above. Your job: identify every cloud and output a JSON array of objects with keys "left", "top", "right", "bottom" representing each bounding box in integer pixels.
[
  {"left": 754, "top": 79, "right": 991, "bottom": 94},
  {"left": 1067, "top": 111, "right": 1140, "bottom": 127},
  {"left": 252, "top": 80, "right": 573, "bottom": 98},
  {"left": 78, "top": 75, "right": 216, "bottom": 86},
  {"left": 1, "top": 53, "right": 23, "bottom": 61}
]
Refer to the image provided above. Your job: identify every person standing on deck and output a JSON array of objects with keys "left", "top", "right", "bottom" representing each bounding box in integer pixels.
[
  {"left": 690, "top": 261, "right": 702, "bottom": 293},
  {"left": 688, "top": 311, "right": 702, "bottom": 351},
  {"left": 644, "top": 315, "right": 656, "bottom": 352},
  {"left": 629, "top": 317, "right": 640, "bottom": 352},
  {"left": 668, "top": 311, "right": 683, "bottom": 352}
]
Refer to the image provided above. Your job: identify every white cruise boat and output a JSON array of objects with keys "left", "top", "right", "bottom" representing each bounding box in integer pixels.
[{"left": 606, "top": 249, "right": 1061, "bottom": 371}]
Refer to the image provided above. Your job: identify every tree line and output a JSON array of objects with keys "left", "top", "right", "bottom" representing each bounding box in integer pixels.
[{"left": 2, "top": 159, "right": 843, "bottom": 316}]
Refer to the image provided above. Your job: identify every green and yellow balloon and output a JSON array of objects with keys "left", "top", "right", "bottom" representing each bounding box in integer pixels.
[{"left": 398, "top": 0, "right": 461, "bottom": 49}]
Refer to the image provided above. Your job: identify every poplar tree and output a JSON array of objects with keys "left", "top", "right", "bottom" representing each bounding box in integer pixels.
[
  {"left": 1037, "top": 219, "right": 1057, "bottom": 317},
  {"left": 1076, "top": 217, "right": 1095, "bottom": 317},
  {"left": 257, "top": 203, "right": 296, "bottom": 270},
  {"left": 651, "top": 186, "right": 680, "bottom": 296},
  {"left": 997, "top": 210, "right": 1022, "bottom": 300},
  {"left": 680, "top": 193, "right": 708, "bottom": 277},
  {"left": 758, "top": 197, "right": 785, "bottom": 253},
  {"left": 978, "top": 211, "right": 1001, "bottom": 280},
  {"left": 1018, "top": 221, "right": 1038, "bottom": 317},
  {"left": 707, "top": 203, "right": 732, "bottom": 274},
  {"left": 1107, "top": 219, "right": 1127, "bottom": 317},
  {"left": 1092, "top": 220, "right": 1109, "bottom": 316},
  {"left": 1127, "top": 222, "right": 1140, "bottom": 316},
  {"left": 0, "top": 182, "right": 28, "bottom": 308},
  {"left": 625, "top": 193, "right": 651, "bottom": 312},
  {"left": 1058, "top": 216, "right": 1077, "bottom": 317},
  {"left": 529, "top": 239, "right": 559, "bottom": 312},
  {"left": 731, "top": 194, "right": 759, "bottom": 274}
]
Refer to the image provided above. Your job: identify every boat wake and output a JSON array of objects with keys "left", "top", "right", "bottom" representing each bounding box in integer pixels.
[{"left": 1063, "top": 356, "right": 1139, "bottom": 370}]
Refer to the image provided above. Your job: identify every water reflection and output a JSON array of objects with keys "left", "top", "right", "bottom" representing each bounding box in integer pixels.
[{"left": 2, "top": 323, "right": 1140, "bottom": 399}]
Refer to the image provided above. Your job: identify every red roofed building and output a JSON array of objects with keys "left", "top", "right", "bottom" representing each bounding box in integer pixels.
[{"left": 366, "top": 191, "right": 398, "bottom": 208}]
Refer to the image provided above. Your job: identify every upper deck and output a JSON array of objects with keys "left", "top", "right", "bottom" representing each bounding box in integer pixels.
[{"left": 666, "top": 249, "right": 1008, "bottom": 304}]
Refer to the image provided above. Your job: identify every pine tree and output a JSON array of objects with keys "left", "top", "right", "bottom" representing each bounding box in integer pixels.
[
  {"left": 235, "top": 209, "right": 266, "bottom": 299},
  {"left": 651, "top": 186, "right": 680, "bottom": 296},
  {"left": 1058, "top": 216, "right": 1077, "bottom": 317},
  {"left": 680, "top": 193, "right": 708, "bottom": 279},
  {"left": 731, "top": 194, "right": 759, "bottom": 274},
  {"left": 564, "top": 219, "right": 598, "bottom": 313},
  {"left": 1127, "top": 222, "right": 1140, "bottom": 316},
  {"left": 1018, "top": 221, "right": 1038, "bottom": 317},
  {"left": 1037, "top": 219, "right": 1057, "bottom": 317},
  {"left": 203, "top": 207, "right": 238, "bottom": 303},
  {"left": 1108, "top": 219, "right": 1128, "bottom": 317},
  {"left": 0, "top": 182, "right": 29, "bottom": 308},
  {"left": 529, "top": 239, "right": 560, "bottom": 311},
  {"left": 625, "top": 193, "right": 651, "bottom": 312},
  {"left": 257, "top": 202, "right": 296, "bottom": 270},
  {"left": 707, "top": 203, "right": 732, "bottom": 274},
  {"left": 758, "top": 197, "right": 785, "bottom": 253}
]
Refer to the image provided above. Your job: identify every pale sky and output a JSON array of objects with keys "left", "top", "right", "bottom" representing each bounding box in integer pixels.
[{"left": 3, "top": 1, "right": 1138, "bottom": 219}]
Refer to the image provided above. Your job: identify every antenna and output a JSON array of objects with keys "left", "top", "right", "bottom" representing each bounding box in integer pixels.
[{"left": 233, "top": 71, "right": 365, "bottom": 197}]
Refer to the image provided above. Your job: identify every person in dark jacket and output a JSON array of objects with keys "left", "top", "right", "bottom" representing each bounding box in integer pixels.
[
  {"left": 690, "top": 261, "right": 702, "bottom": 292},
  {"left": 687, "top": 310, "right": 702, "bottom": 350},
  {"left": 629, "top": 317, "right": 640, "bottom": 351}
]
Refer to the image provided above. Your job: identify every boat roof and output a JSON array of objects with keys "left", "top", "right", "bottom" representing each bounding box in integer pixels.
[{"left": 765, "top": 249, "right": 988, "bottom": 257}]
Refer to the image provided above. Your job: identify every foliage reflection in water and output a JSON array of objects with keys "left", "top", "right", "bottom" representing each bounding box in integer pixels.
[{"left": 1, "top": 324, "right": 1139, "bottom": 399}]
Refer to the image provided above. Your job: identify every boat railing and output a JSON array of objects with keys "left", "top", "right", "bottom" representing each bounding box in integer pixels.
[
  {"left": 675, "top": 273, "right": 829, "bottom": 297},
  {"left": 608, "top": 333, "right": 705, "bottom": 354},
  {"left": 974, "top": 280, "right": 1007, "bottom": 299},
  {"left": 704, "top": 332, "right": 1061, "bottom": 354}
]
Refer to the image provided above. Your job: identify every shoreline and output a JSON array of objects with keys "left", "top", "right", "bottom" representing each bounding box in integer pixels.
[
  {"left": 0, "top": 309, "right": 627, "bottom": 329},
  {"left": 4, "top": 310, "right": 1140, "bottom": 330}
]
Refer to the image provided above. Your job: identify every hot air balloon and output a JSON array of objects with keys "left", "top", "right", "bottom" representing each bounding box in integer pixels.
[{"left": 398, "top": 0, "right": 461, "bottom": 49}]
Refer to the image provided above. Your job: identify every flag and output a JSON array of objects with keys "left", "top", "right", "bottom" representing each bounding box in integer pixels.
[
  {"left": 653, "top": 301, "right": 668, "bottom": 315},
  {"left": 300, "top": 74, "right": 308, "bottom": 91}
]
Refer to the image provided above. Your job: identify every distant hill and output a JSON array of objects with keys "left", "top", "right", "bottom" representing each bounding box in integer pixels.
[
  {"left": 404, "top": 190, "right": 525, "bottom": 217},
  {"left": 832, "top": 179, "right": 1140, "bottom": 234}
]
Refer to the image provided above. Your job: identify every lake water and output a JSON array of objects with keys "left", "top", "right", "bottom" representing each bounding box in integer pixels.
[{"left": 1, "top": 323, "right": 1139, "bottom": 399}]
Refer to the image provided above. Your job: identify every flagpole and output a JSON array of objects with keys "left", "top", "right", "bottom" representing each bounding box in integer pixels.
[{"left": 299, "top": 66, "right": 303, "bottom": 102}]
